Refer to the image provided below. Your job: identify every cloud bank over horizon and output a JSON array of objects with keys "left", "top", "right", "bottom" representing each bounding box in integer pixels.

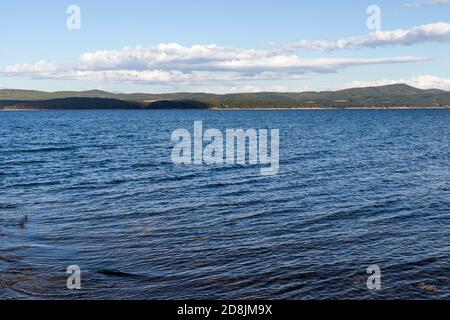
[{"left": 0, "top": 43, "right": 429, "bottom": 87}]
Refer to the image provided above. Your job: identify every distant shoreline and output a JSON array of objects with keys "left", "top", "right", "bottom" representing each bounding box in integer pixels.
[
  {"left": 209, "top": 106, "right": 450, "bottom": 110},
  {"left": 2, "top": 106, "right": 450, "bottom": 111},
  {"left": 1, "top": 108, "right": 49, "bottom": 111}
]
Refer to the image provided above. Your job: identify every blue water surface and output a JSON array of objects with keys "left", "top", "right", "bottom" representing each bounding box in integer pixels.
[{"left": 0, "top": 110, "right": 449, "bottom": 299}]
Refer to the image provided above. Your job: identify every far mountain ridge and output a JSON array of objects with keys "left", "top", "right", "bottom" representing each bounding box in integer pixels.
[{"left": 1, "top": 84, "right": 449, "bottom": 110}]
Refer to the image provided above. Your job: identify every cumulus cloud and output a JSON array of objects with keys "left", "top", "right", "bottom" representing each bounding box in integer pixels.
[
  {"left": 344, "top": 75, "right": 450, "bottom": 90},
  {"left": 284, "top": 22, "right": 450, "bottom": 51},
  {"left": 0, "top": 43, "right": 429, "bottom": 85}
]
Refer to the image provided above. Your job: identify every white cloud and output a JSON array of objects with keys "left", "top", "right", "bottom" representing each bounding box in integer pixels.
[
  {"left": 219, "top": 85, "right": 292, "bottom": 93},
  {"left": 404, "top": 0, "right": 450, "bottom": 7},
  {"left": 344, "top": 75, "right": 450, "bottom": 90},
  {"left": 0, "top": 43, "right": 428, "bottom": 85},
  {"left": 424, "top": 0, "right": 450, "bottom": 3},
  {"left": 284, "top": 22, "right": 450, "bottom": 51}
]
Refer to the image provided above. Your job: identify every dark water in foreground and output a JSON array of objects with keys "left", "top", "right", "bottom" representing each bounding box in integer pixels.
[{"left": 0, "top": 110, "right": 449, "bottom": 300}]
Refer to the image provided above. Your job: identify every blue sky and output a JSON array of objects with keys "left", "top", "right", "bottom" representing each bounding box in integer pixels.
[{"left": 1, "top": 0, "right": 450, "bottom": 93}]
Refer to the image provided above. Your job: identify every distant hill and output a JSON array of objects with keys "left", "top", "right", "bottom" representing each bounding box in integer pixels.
[
  {"left": 0, "top": 97, "right": 142, "bottom": 110},
  {"left": 1, "top": 84, "right": 449, "bottom": 110},
  {"left": 0, "top": 89, "right": 219, "bottom": 101}
]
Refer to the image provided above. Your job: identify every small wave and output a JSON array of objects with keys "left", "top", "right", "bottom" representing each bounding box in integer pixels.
[
  {"left": 97, "top": 269, "right": 180, "bottom": 282},
  {"left": 18, "top": 146, "right": 79, "bottom": 153},
  {"left": 0, "top": 255, "right": 20, "bottom": 263},
  {"left": 98, "top": 269, "right": 138, "bottom": 278},
  {"left": 7, "top": 181, "right": 60, "bottom": 188},
  {"left": 131, "top": 162, "right": 159, "bottom": 169},
  {"left": 0, "top": 203, "right": 20, "bottom": 209},
  {"left": 3, "top": 159, "right": 48, "bottom": 166},
  {"left": 158, "top": 173, "right": 202, "bottom": 183}
]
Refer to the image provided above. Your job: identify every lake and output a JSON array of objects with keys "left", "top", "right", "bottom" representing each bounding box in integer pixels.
[{"left": 1, "top": 109, "right": 449, "bottom": 299}]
